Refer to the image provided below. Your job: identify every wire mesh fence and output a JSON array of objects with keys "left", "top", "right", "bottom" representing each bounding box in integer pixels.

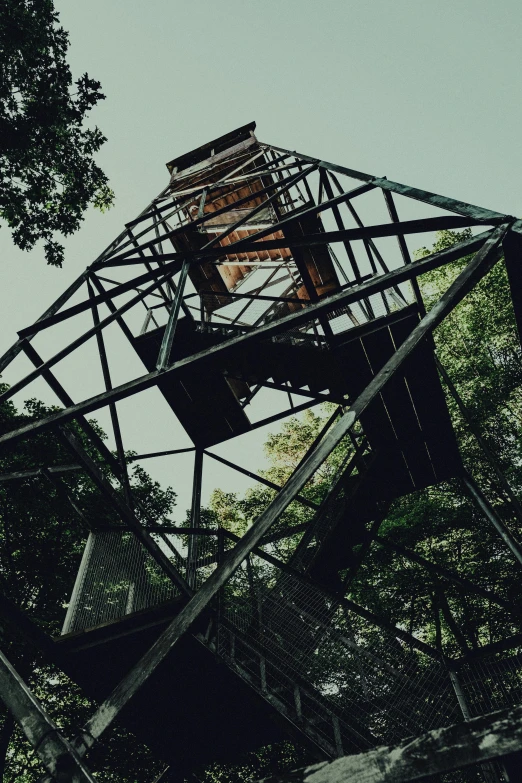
[
  {"left": 61, "top": 530, "right": 180, "bottom": 634},
  {"left": 219, "top": 548, "right": 461, "bottom": 753},
  {"left": 61, "top": 528, "right": 220, "bottom": 634},
  {"left": 458, "top": 651, "right": 522, "bottom": 718}
]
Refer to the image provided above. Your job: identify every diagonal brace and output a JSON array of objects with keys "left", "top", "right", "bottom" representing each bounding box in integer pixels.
[{"left": 0, "top": 649, "right": 97, "bottom": 782}]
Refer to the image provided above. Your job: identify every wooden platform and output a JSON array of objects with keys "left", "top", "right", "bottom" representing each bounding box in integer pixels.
[
  {"left": 56, "top": 601, "right": 287, "bottom": 772},
  {"left": 134, "top": 305, "right": 463, "bottom": 591}
]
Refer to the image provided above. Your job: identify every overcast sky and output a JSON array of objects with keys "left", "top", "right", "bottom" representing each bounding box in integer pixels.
[{"left": 1, "top": 0, "right": 521, "bottom": 517}]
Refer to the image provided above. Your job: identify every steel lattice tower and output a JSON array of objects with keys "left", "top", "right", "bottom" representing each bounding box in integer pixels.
[{"left": 1, "top": 122, "right": 522, "bottom": 782}]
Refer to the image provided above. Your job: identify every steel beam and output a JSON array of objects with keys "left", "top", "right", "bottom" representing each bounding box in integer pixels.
[
  {"left": 213, "top": 215, "right": 490, "bottom": 257},
  {"left": 97, "top": 163, "right": 341, "bottom": 267},
  {"left": 436, "top": 356, "right": 522, "bottom": 526},
  {"left": 462, "top": 472, "right": 522, "bottom": 567},
  {"left": 59, "top": 427, "right": 192, "bottom": 597},
  {"left": 382, "top": 189, "right": 425, "bottom": 314},
  {"left": 0, "top": 269, "right": 175, "bottom": 406},
  {"left": 203, "top": 450, "right": 319, "bottom": 510},
  {"left": 17, "top": 261, "right": 182, "bottom": 340},
  {"left": 0, "top": 181, "right": 172, "bottom": 374},
  {"left": 0, "top": 272, "right": 87, "bottom": 375},
  {"left": 223, "top": 530, "right": 442, "bottom": 662},
  {"left": 100, "top": 214, "right": 489, "bottom": 268},
  {"left": 157, "top": 261, "right": 190, "bottom": 370},
  {"left": 266, "top": 142, "right": 510, "bottom": 223},
  {"left": 87, "top": 281, "right": 132, "bottom": 505},
  {"left": 21, "top": 342, "right": 125, "bottom": 483}
]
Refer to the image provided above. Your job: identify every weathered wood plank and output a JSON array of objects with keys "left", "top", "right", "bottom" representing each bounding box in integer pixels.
[{"left": 257, "top": 702, "right": 522, "bottom": 783}]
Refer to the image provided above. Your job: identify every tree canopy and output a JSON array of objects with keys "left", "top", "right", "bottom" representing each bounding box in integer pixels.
[{"left": 0, "top": 0, "right": 113, "bottom": 267}]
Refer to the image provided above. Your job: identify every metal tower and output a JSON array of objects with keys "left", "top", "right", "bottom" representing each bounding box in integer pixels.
[{"left": 1, "top": 122, "right": 522, "bottom": 782}]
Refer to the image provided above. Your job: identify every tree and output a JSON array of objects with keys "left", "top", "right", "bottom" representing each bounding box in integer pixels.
[
  {"left": 203, "top": 407, "right": 354, "bottom": 555},
  {"left": 0, "top": 0, "right": 114, "bottom": 267}
]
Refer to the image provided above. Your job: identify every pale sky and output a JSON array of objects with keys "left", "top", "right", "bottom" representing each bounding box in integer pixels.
[{"left": 1, "top": 0, "right": 521, "bottom": 517}]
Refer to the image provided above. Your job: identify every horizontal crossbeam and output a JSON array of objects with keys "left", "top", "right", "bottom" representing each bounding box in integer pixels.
[
  {"left": 258, "top": 702, "right": 522, "bottom": 783},
  {"left": 100, "top": 214, "right": 489, "bottom": 268},
  {"left": 266, "top": 142, "right": 511, "bottom": 223}
]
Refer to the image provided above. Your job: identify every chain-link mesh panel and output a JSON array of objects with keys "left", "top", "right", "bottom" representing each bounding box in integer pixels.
[
  {"left": 61, "top": 530, "right": 181, "bottom": 634},
  {"left": 62, "top": 529, "right": 221, "bottom": 634},
  {"left": 458, "top": 651, "right": 522, "bottom": 718},
  {"left": 61, "top": 524, "right": 522, "bottom": 765},
  {"left": 219, "top": 553, "right": 460, "bottom": 754}
]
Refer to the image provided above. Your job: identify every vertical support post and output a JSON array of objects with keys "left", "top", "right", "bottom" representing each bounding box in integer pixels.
[
  {"left": 187, "top": 450, "right": 203, "bottom": 589},
  {"left": 62, "top": 532, "right": 95, "bottom": 635},
  {"left": 157, "top": 260, "right": 190, "bottom": 370},
  {"left": 448, "top": 669, "right": 472, "bottom": 720},
  {"left": 463, "top": 473, "right": 522, "bottom": 567},
  {"left": 60, "top": 427, "right": 192, "bottom": 597},
  {"left": 332, "top": 714, "right": 343, "bottom": 758},
  {"left": 216, "top": 527, "right": 225, "bottom": 653},
  {"left": 382, "top": 189, "right": 426, "bottom": 315},
  {"left": 449, "top": 669, "right": 503, "bottom": 783}
]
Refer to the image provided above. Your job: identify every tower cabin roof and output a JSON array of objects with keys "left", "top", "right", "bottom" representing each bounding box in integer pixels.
[{"left": 165, "top": 121, "right": 257, "bottom": 176}]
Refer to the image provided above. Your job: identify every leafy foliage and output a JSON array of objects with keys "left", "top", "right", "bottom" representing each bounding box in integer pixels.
[
  {"left": 203, "top": 407, "right": 353, "bottom": 553},
  {"left": 0, "top": 0, "right": 114, "bottom": 266}
]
